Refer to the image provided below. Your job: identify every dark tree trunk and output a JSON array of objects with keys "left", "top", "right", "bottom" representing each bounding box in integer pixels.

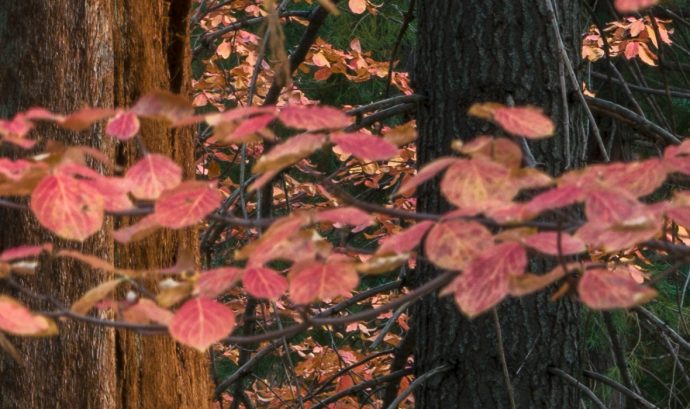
[
  {"left": 413, "top": 1, "right": 587, "bottom": 408},
  {"left": 0, "top": 1, "right": 212, "bottom": 408}
]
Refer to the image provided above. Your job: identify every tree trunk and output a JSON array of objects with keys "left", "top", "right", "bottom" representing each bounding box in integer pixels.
[
  {"left": 0, "top": 1, "right": 212, "bottom": 408},
  {"left": 413, "top": 1, "right": 587, "bottom": 408}
]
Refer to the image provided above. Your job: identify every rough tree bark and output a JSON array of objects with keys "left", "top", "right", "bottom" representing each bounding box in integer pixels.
[
  {"left": 0, "top": 1, "right": 212, "bottom": 408},
  {"left": 413, "top": 1, "right": 587, "bottom": 408}
]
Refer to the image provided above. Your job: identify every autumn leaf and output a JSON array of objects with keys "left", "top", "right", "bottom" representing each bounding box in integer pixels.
[
  {"left": 169, "top": 298, "right": 236, "bottom": 351},
  {"left": 131, "top": 90, "right": 194, "bottom": 124},
  {"left": 397, "top": 157, "right": 458, "bottom": 195},
  {"left": 330, "top": 132, "right": 399, "bottom": 161},
  {"left": 349, "top": 0, "right": 367, "bottom": 14},
  {"left": 252, "top": 133, "right": 327, "bottom": 174},
  {"left": 122, "top": 299, "right": 174, "bottom": 325},
  {"left": 446, "top": 242, "right": 526, "bottom": 318},
  {"left": 125, "top": 154, "right": 183, "bottom": 200},
  {"left": 376, "top": 221, "right": 434, "bottom": 255},
  {"left": 289, "top": 260, "right": 359, "bottom": 304},
  {"left": 278, "top": 105, "right": 350, "bottom": 131},
  {"left": 58, "top": 108, "right": 116, "bottom": 131},
  {"left": 0, "top": 244, "right": 52, "bottom": 262},
  {"left": 154, "top": 181, "right": 222, "bottom": 229},
  {"left": 440, "top": 157, "right": 515, "bottom": 212},
  {"left": 469, "top": 103, "right": 555, "bottom": 139},
  {"left": 521, "top": 232, "right": 586, "bottom": 256},
  {"left": 243, "top": 267, "right": 288, "bottom": 299},
  {"left": 106, "top": 110, "right": 140, "bottom": 140},
  {"left": 614, "top": 0, "right": 658, "bottom": 13},
  {"left": 197, "top": 267, "right": 243, "bottom": 298},
  {"left": 424, "top": 220, "right": 493, "bottom": 271},
  {"left": 71, "top": 279, "right": 123, "bottom": 315},
  {"left": 314, "top": 207, "right": 374, "bottom": 227},
  {"left": 30, "top": 172, "right": 104, "bottom": 241},
  {"left": 578, "top": 266, "right": 657, "bottom": 309},
  {"left": 113, "top": 215, "right": 162, "bottom": 244},
  {"left": 0, "top": 296, "right": 58, "bottom": 336}
]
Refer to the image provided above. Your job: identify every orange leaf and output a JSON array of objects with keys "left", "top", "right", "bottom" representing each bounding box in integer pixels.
[{"left": 71, "top": 279, "right": 122, "bottom": 315}]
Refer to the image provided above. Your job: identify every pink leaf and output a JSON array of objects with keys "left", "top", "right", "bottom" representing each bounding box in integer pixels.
[
  {"left": 314, "top": 207, "right": 373, "bottom": 227},
  {"left": 289, "top": 261, "right": 359, "bottom": 304},
  {"left": 106, "top": 110, "right": 140, "bottom": 140},
  {"left": 440, "top": 157, "right": 515, "bottom": 212},
  {"left": 58, "top": 108, "right": 116, "bottom": 131},
  {"left": 278, "top": 105, "right": 350, "bottom": 131},
  {"left": 131, "top": 91, "right": 194, "bottom": 123},
  {"left": 252, "top": 133, "right": 326, "bottom": 173},
  {"left": 154, "top": 181, "right": 222, "bottom": 229},
  {"left": 30, "top": 173, "right": 104, "bottom": 241},
  {"left": 227, "top": 114, "right": 275, "bottom": 141},
  {"left": 243, "top": 267, "right": 288, "bottom": 299},
  {"left": 614, "top": 0, "right": 658, "bottom": 13},
  {"left": 113, "top": 215, "right": 162, "bottom": 244},
  {"left": 0, "top": 296, "right": 57, "bottom": 336},
  {"left": 197, "top": 267, "right": 243, "bottom": 298},
  {"left": 0, "top": 244, "right": 52, "bottom": 262},
  {"left": 578, "top": 266, "right": 657, "bottom": 309},
  {"left": 125, "top": 154, "right": 183, "bottom": 200},
  {"left": 447, "top": 242, "right": 526, "bottom": 318},
  {"left": 424, "top": 220, "right": 494, "bottom": 271},
  {"left": 397, "top": 157, "right": 458, "bottom": 195},
  {"left": 331, "top": 132, "right": 399, "bottom": 161},
  {"left": 376, "top": 221, "right": 434, "bottom": 255},
  {"left": 348, "top": 0, "right": 367, "bottom": 14},
  {"left": 521, "top": 232, "right": 586, "bottom": 256},
  {"left": 169, "top": 298, "right": 236, "bottom": 351}
]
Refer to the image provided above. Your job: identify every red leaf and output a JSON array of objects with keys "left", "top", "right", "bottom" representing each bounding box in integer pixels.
[
  {"left": 585, "top": 188, "right": 651, "bottom": 226},
  {"left": 376, "top": 221, "right": 434, "bottom": 255},
  {"left": 0, "top": 114, "right": 33, "bottom": 138},
  {"left": 521, "top": 232, "right": 586, "bottom": 256},
  {"left": 243, "top": 267, "right": 288, "bottom": 299},
  {"left": 440, "top": 157, "right": 514, "bottom": 212},
  {"left": 236, "top": 214, "right": 310, "bottom": 265},
  {"left": 106, "top": 110, "right": 140, "bottom": 140},
  {"left": 252, "top": 133, "right": 326, "bottom": 173},
  {"left": 154, "top": 181, "right": 222, "bottom": 229},
  {"left": 424, "top": 220, "right": 493, "bottom": 271},
  {"left": 331, "top": 132, "right": 398, "bottom": 161},
  {"left": 131, "top": 90, "right": 194, "bottom": 123},
  {"left": 125, "top": 154, "right": 183, "bottom": 200},
  {"left": 278, "top": 105, "right": 350, "bottom": 130},
  {"left": 578, "top": 266, "right": 657, "bottom": 309},
  {"left": 397, "top": 157, "right": 458, "bottom": 195},
  {"left": 169, "top": 298, "right": 236, "bottom": 351},
  {"left": 30, "top": 173, "right": 104, "bottom": 241},
  {"left": 314, "top": 207, "right": 373, "bottom": 227},
  {"left": 0, "top": 296, "right": 57, "bottom": 336},
  {"left": 0, "top": 244, "right": 52, "bottom": 262},
  {"left": 197, "top": 267, "right": 243, "bottom": 298},
  {"left": 447, "top": 242, "right": 526, "bottom": 318},
  {"left": 289, "top": 261, "right": 359, "bottom": 304}
]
